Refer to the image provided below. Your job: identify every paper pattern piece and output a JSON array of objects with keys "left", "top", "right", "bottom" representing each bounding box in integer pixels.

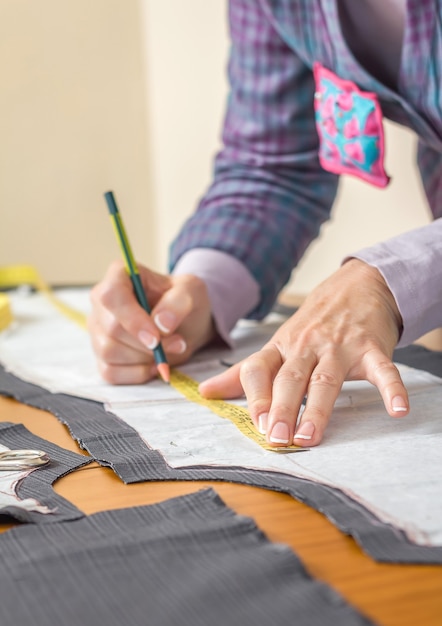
[{"left": 1, "top": 289, "right": 442, "bottom": 546}]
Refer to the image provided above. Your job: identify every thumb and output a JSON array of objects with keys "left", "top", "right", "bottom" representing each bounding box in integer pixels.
[
  {"left": 150, "top": 284, "right": 195, "bottom": 336},
  {"left": 199, "top": 362, "right": 244, "bottom": 399}
]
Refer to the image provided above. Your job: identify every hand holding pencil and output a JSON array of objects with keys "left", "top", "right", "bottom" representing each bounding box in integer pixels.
[
  {"left": 87, "top": 191, "right": 216, "bottom": 385},
  {"left": 104, "top": 191, "right": 170, "bottom": 383}
]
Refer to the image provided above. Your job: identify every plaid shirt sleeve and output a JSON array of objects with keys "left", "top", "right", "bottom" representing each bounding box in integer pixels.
[{"left": 169, "top": 0, "right": 338, "bottom": 320}]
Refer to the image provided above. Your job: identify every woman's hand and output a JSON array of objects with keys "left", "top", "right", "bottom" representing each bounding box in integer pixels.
[
  {"left": 88, "top": 260, "right": 216, "bottom": 384},
  {"left": 199, "top": 259, "right": 408, "bottom": 447}
]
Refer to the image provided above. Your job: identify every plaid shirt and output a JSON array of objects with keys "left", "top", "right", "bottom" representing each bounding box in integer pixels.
[{"left": 170, "top": 0, "right": 442, "bottom": 326}]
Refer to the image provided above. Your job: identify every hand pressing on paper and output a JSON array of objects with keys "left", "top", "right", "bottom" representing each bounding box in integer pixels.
[
  {"left": 199, "top": 259, "right": 409, "bottom": 447},
  {"left": 88, "top": 260, "right": 216, "bottom": 384}
]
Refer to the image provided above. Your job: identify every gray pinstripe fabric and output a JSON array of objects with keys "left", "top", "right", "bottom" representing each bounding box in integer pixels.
[
  {"left": 0, "top": 422, "right": 89, "bottom": 523},
  {"left": 0, "top": 488, "right": 375, "bottom": 626}
]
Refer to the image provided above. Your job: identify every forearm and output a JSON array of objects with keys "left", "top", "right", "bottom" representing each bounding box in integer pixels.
[{"left": 170, "top": 0, "right": 338, "bottom": 319}]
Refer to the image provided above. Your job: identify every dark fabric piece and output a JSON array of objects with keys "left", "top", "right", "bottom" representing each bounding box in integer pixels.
[
  {"left": 0, "top": 422, "right": 89, "bottom": 523},
  {"left": 0, "top": 366, "right": 147, "bottom": 483},
  {"left": 0, "top": 488, "right": 375, "bottom": 626},
  {"left": 134, "top": 458, "right": 442, "bottom": 565},
  {"left": 1, "top": 351, "right": 442, "bottom": 562},
  {"left": 393, "top": 344, "right": 442, "bottom": 378}
]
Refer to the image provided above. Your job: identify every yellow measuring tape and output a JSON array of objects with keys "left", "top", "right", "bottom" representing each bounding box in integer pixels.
[
  {"left": 0, "top": 265, "right": 87, "bottom": 328},
  {"left": 0, "top": 264, "right": 303, "bottom": 453},
  {"left": 169, "top": 369, "right": 302, "bottom": 452}
]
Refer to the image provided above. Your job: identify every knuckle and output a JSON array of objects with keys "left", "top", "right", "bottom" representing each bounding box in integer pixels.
[
  {"left": 103, "top": 315, "right": 122, "bottom": 340},
  {"left": 98, "top": 339, "right": 119, "bottom": 363},
  {"left": 274, "top": 368, "right": 305, "bottom": 387},
  {"left": 88, "top": 331, "right": 104, "bottom": 357},
  {"left": 89, "top": 283, "right": 103, "bottom": 307},
  {"left": 383, "top": 380, "right": 405, "bottom": 398},
  {"left": 239, "top": 353, "right": 268, "bottom": 379},
  {"left": 303, "top": 403, "right": 329, "bottom": 423},
  {"left": 271, "top": 402, "right": 296, "bottom": 417},
  {"left": 90, "top": 333, "right": 113, "bottom": 362},
  {"left": 239, "top": 344, "right": 283, "bottom": 384},
  {"left": 98, "top": 362, "right": 120, "bottom": 385},
  {"left": 99, "top": 284, "right": 118, "bottom": 310},
  {"left": 373, "top": 359, "right": 398, "bottom": 376},
  {"left": 370, "top": 359, "right": 402, "bottom": 387},
  {"left": 309, "top": 370, "right": 340, "bottom": 390}
]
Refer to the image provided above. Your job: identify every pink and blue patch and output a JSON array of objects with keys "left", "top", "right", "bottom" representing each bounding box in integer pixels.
[{"left": 313, "top": 63, "right": 390, "bottom": 188}]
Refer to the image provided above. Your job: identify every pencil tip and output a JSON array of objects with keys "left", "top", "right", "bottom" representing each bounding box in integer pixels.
[{"left": 157, "top": 363, "right": 170, "bottom": 384}]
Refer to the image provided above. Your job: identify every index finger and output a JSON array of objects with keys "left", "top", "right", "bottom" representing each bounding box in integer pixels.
[
  {"left": 293, "top": 356, "right": 346, "bottom": 446},
  {"left": 266, "top": 352, "right": 317, "bottom": 446}
]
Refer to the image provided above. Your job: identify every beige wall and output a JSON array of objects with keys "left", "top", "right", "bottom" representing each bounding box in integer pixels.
[
  {"left": 141, "top": 0, "right": 229, "bottom": 272},
  {"left": 0, "top": 0, "right": 154, "bottom": 285},
  {"left": 0, "top": 1, "right": 433, "bottom": 299}
]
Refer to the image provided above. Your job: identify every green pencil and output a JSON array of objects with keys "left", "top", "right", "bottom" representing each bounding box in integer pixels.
[{"left": 104, "top": 190, "right": 170, "bottom": 383}]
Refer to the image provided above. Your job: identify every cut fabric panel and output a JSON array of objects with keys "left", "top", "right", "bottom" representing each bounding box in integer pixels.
[
  {"left": 0, "top": 488, "right": 375, "bottom": 626},
  {"left": 0, "top": 422, "right": 89, "bottom": 523},
  {"left": 0, "top": 366, "right": 154, "bottom": 484}
]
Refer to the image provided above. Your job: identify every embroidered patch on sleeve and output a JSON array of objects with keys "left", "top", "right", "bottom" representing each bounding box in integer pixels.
[{"left": 313, "top": 62, "right": 390, "bottom": 188}]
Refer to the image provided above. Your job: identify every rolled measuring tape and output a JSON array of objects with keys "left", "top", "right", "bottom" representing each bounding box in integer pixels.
[
  {"left": 0, "top": 293, "right": 12, "bottom": 331},
  {"left": 0, "top": 265, "right": 87, "bottom": 329},
  {"left": 0, "top": 264, "right": 303, "bottom": 453}
]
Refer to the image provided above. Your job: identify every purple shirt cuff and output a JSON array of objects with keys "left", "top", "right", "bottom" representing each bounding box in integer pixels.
[
  {"left": 345, "top": 218, "right": 442, "bottom": 347},
  {"left": 172, "top": 248, "right": 260, "bottom": 347}
]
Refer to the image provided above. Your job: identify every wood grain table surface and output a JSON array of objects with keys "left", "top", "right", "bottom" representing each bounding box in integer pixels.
[{"left": 1, "top": 395, "right": 441, "bottom": 626}]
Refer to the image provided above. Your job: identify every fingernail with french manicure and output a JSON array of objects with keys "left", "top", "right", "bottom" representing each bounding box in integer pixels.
[
  {"left": 391, "top": 396, "right": 408, "bottom": 414},
  {"left": 269, "top": 422, "right": 290, "bottom": 444},
  {"left": 258, "top": 413, "right": 268, "bottom": 434},
  {"left": 154, "top": 312, "right": 176, "bottom": 334},
  {"left": 294, "top": 421, "right": 315, "bottom": 441},
  {"left": 138, "top": 330, "right": 158, "bottom": 350},
  {"left": 167, "top": 338, "right": 187, "bottom": 355}
]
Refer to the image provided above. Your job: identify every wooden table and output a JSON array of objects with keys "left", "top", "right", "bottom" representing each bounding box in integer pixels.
[{"left": 1, "top": 394, "right": 441, "bottom": 626}]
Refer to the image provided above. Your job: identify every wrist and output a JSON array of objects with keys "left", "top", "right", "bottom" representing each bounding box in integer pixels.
[{"left": 344, "top": 258, "right": 403, "bottom": 342}]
